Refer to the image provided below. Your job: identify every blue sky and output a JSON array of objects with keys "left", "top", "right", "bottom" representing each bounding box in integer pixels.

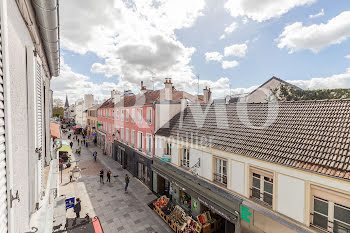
[{"left": 52, "top": 0, "right": 350, "bottom": 103}]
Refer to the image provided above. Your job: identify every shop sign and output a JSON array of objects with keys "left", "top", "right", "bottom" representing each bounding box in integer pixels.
[
  {"left": 198, "top": 197, "right": 233, "bottom": 222},
  {"left": 65, "top": 197, "right": 75, "bottom": 210},
  {"left": 193, "top": 200, "right": 198, "bottom": 210},
  {"left": 241, "top": 205, "right": 252, "bottom": 223},
  {"left": 161, "top": 154, "right": 171, "bottom": 162}
]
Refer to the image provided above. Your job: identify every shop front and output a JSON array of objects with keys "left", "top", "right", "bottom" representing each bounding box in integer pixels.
[
  {"left": 97, "top": 131, "right": 106, "bottom": 150},
  {"left": 112, "top": 141, "right": 153, "bottom": 190},
  {"left": 152, "top": 158, "right": 242, "bottom": 233}
]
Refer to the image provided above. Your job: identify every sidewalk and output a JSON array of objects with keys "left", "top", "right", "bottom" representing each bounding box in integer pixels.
[{"left": 55, "top": 132, "right": 172, "bottom": 233}]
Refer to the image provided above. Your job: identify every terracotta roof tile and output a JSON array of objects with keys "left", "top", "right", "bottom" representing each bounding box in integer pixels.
[{"left": 157, "top": 100, "right": 350, "bottom": 180}]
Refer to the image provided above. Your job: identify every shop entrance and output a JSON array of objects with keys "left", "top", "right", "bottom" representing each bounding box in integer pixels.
[{"left": 137, "top": 162, "right": 149, "bottom": 184}]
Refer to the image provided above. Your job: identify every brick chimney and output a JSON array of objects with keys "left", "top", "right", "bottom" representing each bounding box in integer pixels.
[
  {"left": 203, "top": 86, "right": 212, "bottom": 103},
  {"left": 164, "top": 78, "right": 173, "bottom": 101},
  {"left": 140, "top": 81, "right": 147, "bottom": 94}
]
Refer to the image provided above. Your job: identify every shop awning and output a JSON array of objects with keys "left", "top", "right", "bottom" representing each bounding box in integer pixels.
[
  {"left": 152, "top": 159, "right": 242, "bottom": 223},
  {"left": 57, "top": 145, "right": 72, "bottom": 153},
  {"left": 50, "top": 122, "right": 61, "bottom": 139}
]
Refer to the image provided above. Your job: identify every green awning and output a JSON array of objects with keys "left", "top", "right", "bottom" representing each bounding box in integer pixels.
[
  {"left": 152, "top": 160, "right": 241, "bottom": 222},
  {"left": 57, "top": 145, "right": 72, "bottom": 153}
]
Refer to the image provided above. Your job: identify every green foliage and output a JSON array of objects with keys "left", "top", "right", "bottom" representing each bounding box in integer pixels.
[
  {"left": 53, "top": 107, "right": 64, "bottom": 118},
  {"left": 272, "top": 84, "right": 350, "bottom": 101}
]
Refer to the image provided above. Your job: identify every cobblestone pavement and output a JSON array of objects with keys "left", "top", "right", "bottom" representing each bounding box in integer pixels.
[{"left": 59, "top": 132, "right": 172, "bottom": 233}]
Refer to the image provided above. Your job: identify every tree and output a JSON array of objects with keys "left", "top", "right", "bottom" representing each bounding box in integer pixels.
[{"left": 53, "top": 107, "right": 64, "bottom": 118}]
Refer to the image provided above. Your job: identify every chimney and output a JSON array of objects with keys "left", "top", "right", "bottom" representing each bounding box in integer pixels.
[
  {"left": 203, "top": 86, "right": 212, "bottom": 104},
  {"left": 140, "top": 81, "right": 147, "bottom": 94},
  {"left": 181, "top": 98, "right": 187, "bottom": 112},
  {"left": 111, "top": 90, "right": 121, "bottom": 104},
  {"left": 164, "top": 78, "right": 173, "bottom": 101}
]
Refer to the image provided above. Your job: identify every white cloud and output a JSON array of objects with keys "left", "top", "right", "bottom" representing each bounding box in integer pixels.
[
  {"left": 224, "top": 22, "right": 238, "bottom": 34},
  {"left": 345, "top": 55, "right": 350, "bottom": 59},
  {"left": 242, "top": 17, "right": 248, "bottom": 24},
  {"left": 205, "top": 52, "right": 223, "bottom": 62},
  {"left": 309, "top": 8, "right": 324, "bottom": 18},
  {"left": 224, "top": 43, "right": 247, "bottom": 57},
  {"left": 277, "top": 11, "right": 350, "bottom": 53},
  {"left": 59, "top": 0, "right": 205, "bottom": 92},
  {"left": 224, "top": 0, "right": 316, "bottom": 22},
  {"left": 222, "top": 60, "right": 239, "bottom": 69},
  {"left": 288, "top": 67, "right": 350, "bottom": 89},
  {"left": 52, "top": 58, "right": 126, "bottom": 103},
  {"left": 220, "top": 22, "right": 238, "bottom": 40}
]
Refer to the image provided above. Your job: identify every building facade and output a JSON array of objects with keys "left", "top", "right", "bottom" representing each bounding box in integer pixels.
[
  {"left": 155, "top": 100, "right": 350, "bottom": 233},
  {"left": 0, "top": 0, "right": 60, "bottom": 232},
  {"left": 86, "top": 104, "right": 99, "bottom": 137}
]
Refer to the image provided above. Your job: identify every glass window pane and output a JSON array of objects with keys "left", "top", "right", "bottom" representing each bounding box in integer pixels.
[
  {"left": 313, "top": 212, "right": 328, "bottom": 230},
  {"left": 253, "top": 177, "right": 260, "bottom": 188},
  {"left": 334, "top": 220, "right": 350, "bottom": 233},
  {"left": 314, "top": 198, "right": 328, "bottom": 215},
  {"left": 252, "top": 187, "right": 260, "bottom": 199},
  {"left": 263, "top": 193, "right": 273, "bottom": 206},
  {"left": 264, "top": 181, "right": 273, "bottom": 194},
  {"left": 334, "top": 204, "right": 350, "bottom": 225}
]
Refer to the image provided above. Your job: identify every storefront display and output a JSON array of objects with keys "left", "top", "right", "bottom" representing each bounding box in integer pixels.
[{"left": 153, "top": 196, "right": 202, "bottom": 233}]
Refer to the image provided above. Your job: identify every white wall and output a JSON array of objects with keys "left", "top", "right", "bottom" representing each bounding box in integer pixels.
[
  {"left": 277, "top": 174, "right": 305, "bottom": 223},
  {"left": 230, "top": 160, "right": 245, "bottom": 195},
  {"left": 199, "top": 150, "right": 212, "bottom": 180}
]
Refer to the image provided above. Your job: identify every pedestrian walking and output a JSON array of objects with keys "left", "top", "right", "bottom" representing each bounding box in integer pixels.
[
  {"left": 93, "top": 151, "right": 97, "bottom": 161},
  {"left": 107, "top": 169, "right": 111, "bottom": 183},
  {"left": 77, "top": 139, "right": 80, "bottom": 145},
  {"left": 99, "top": 169, "right": 104, "bottom": 184},
  {"left": 70, "top": 141, "right": 73, "bottom": 148},
  {"left": 73, "top": 198, "right": 81, "bottom": 218},
  {"left": 125, "top": 174, "right": 129, "bottom": 192},
  {"left": 86, "top": 141, "right": 89, "bottom": 148},
  {"left": 69, "top": 170, "right": 73, "bottom": 182}
]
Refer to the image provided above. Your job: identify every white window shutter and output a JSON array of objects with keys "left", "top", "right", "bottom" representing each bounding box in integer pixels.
[{"left": 0, "top": 13, "right": 8, "bottom": 233}]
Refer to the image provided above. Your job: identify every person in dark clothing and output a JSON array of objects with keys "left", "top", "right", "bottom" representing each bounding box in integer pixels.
[
  {"left": 106, "top": 169, "right": 111, "bottom": 183},
  {"left": 86, "top": 141, "right": 88, "bottom": 148},
  {"left": 73, "top": 198, "right": 81, "bottom": 218},
  {"left": 125, "top": 174, "right": 129, "bottom": 192},
  {"left": 70, "top": 141, "right": 73, "bottom": 148},
  {"left": 77, "top": 139, "right": 80, "bottom": 145},
  {"left": 93, "top": 151, "right": 97, "bottom": 161},
  {"left": 99, "top": 169, "right": 104, "bottom": 184}
]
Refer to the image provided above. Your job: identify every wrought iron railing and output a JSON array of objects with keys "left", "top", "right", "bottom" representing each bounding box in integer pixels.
[{"left": 214, "top": 173, "right": 227, "bottom": 186}]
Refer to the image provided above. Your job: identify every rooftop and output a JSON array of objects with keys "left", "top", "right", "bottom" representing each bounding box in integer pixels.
[{"left": 156, "top": 99, "right": 350, "bottom": 180}]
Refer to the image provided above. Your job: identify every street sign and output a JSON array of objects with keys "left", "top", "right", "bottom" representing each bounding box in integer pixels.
[
  {"left": 161, "top": 154, "right": 171, "bottom": 162},
  {"left": 65, "top": 197, "right": 75, "bottom": 210},
  {"left": 241, "top": 205, "right": 252, "bottom": 223}
]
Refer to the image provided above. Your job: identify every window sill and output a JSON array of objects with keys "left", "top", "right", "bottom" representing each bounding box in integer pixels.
[
  {"left": 213, "top": 180, "right": 227, "bottom": 188},
  {"left": 249, "top": 196, "right": 273, "bottom": 209}
]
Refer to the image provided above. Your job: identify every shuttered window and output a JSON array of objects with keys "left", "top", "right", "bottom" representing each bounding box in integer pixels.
[{"left": 0, "top": 14, "right": 8, "bottom": 233}]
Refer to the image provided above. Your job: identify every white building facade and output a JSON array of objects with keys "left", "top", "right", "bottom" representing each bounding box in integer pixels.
[
  {"left": 155, "top": 101, "right": 350, "bottom": 233},
  {"left": 0, "top": 0, "right": 60, "bottom": 232}
]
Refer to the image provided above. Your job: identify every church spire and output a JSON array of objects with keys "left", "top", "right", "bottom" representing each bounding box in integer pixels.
[{"left": 65, "top": 94, "right": 69, "bottom": 108}]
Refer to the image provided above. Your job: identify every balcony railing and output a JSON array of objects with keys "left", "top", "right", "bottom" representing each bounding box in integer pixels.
[
  {"left": 214, "top": 173, "right": 227, "bottom": 186},
  {"left": 181, "top": 159, "right": 189, "bottom": 168}
]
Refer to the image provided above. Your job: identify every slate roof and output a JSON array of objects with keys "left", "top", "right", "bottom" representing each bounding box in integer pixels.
[
  {"left": 99, "top": 89, "right": 199, "bottom": 109},
  {"left": 156, "top": 100, "right": 350, "bottom": 180}
]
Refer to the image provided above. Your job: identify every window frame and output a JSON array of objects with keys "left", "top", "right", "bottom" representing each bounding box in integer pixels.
[
  {"left": 181, "top": 148, "right": 190, "bottom": 168},
  {"left": 131, "top": 130, "right": 135, "bottom": 147},
  {"left": 138, "top": 131, "right": 143, "bottom": 149},
  {"left": 121, "top": 109, "right": 124, "bottom": 121},
  {"left": 126, "top": 109, "right": 129, "bottom": 122},
  {"left": 146, "top": 107, "right": 152, "bottom": 124},
  {"left": 125, "top": 128, "right": 129, "bottom": 144},
  {"left": 131, "top": 109, "right": 135, "bottom": 122},
  {"left": 249, "top": 168, "right": 274, "bottom": 208},
  {"left": 146, "top": 133, "right": 152, "bottom": 154},
  {"left": 138, "top": 108, "right": 143, "bottom": 124},
  {"left": 214, "top": 157, "right": 227, "bottom": 186}
]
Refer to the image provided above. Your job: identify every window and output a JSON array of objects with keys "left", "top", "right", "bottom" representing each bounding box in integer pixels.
[
  {"left": 121, "top": 109, "right": 124, "bottom": 121},
  {"left": 126, "top": 109, "right": 129, "bottom": 122},
  {"left": 138, "top": 132, "right": 143, "bottom": 149},
  {"left": 250, "top": 170, "right": 273, "bottom": 207},
  {"left": 165, "top": 142, "right": 172, "bottom": 155},
  {"left": 116, "top": 110, "right": 119, "bottom": 120},
  {"left": 181, "top": 148, "right": 190, "bottom": 168},
  {"left": 146, "top": 107, "right": 152, "bottom": 124},
  {"left": 125, "top": 128, "right": 129, "bottom": 144},
  {"left": 146, "top": 134, "right": 152, "bottom": 154},
  {"left": 214, "top": 158, "right": 227, "bottom": 186},
  {"left": 311, "top": 192, "right": 350, "bottom": 232},
  {"left": 121, "top": 128, "right": 124, "bottom": 142},
  {"left": 131, "top": 130, "right": 135, "bottom": 147},
  {"left": 138, "top": 109, "right": 143, "bottom": 123},
  {"left": 131, "top": 109, "right": 135, "bottom": 122}
]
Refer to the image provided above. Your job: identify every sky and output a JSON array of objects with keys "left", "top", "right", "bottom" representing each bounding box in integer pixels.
[{"left": 52, "top": 0, "right": 350, "bottom": 104}]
